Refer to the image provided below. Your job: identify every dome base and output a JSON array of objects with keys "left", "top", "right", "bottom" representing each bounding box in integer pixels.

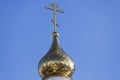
[{"left": 43, "top": 76, "right": 72, "bottom": 80}]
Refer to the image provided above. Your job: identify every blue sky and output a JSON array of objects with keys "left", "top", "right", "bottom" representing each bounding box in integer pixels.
[{"left": 0, "top": 0, "right": 120, "bottom": 80}]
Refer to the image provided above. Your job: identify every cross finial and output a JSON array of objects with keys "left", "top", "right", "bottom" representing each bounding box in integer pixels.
[{"left": 45, "top": 2, "right": 64, "bottom": 32}]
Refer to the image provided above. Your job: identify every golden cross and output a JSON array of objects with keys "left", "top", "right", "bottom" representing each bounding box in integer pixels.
[{"left": 45, "top": 3, "right": 64, "bottom": 32}]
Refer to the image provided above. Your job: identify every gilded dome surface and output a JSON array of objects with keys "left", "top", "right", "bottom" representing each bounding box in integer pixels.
[{"left": 38, "top": 32, "right": 75, "bottom": 78}]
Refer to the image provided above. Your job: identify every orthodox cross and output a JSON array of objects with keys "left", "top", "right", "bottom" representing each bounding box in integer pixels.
[{"left": 45, "top": 3, "right": 64, "bottom": 32}]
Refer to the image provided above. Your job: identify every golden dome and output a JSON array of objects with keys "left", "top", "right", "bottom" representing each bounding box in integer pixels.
[{"left": 38, "top": 32, "right": 75, "bottom": 78}]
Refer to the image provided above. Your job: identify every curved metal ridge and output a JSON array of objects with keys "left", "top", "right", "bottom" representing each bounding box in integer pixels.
[{"left": 38, "top": 32, "right": 75, "bottom": 78}]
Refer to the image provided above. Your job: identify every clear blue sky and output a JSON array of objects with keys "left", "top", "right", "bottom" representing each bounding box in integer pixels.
[{"left": 0, "top": 0, "right": 120, "bottom": 80}]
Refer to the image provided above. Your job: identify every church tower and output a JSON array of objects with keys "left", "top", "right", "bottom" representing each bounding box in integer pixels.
[{"left": 38, "top": 2, "right": 75, "bottom": 80}]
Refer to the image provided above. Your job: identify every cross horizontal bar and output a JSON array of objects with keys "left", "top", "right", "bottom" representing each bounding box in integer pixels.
[{"left": 45, "top": 6, "right": 64, "bottom": 13}]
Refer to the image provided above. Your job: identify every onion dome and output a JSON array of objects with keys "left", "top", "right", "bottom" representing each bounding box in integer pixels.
[{"left": 38, "top": 32, "right": 75, "bottom": 79}]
